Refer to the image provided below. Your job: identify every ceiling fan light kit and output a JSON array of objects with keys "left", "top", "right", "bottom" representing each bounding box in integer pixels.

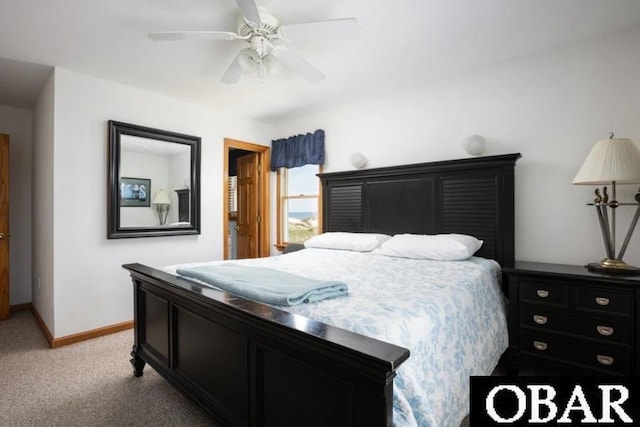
[
  {"left": 148, "top": 0, "right": 359, "bottom": 84},
  {"left": 238, "top": 48, "right": 258, "bottom": 71}
]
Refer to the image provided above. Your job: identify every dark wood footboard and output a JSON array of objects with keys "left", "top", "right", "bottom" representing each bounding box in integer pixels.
[{"left": 124, "top": 263, "right": 410, "bottom": 427}]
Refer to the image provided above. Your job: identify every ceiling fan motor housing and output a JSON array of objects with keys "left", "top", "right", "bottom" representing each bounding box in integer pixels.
[
  {"left": 236, "top": 12, "right": 278, "bottom": 38},
  {"left": 237, "top": 11, "right": 278, "bottom": 58}
]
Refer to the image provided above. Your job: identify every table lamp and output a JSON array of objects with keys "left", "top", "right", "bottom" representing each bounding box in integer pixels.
[{"left": 573, "top": 134, "right": 640, "bottom": 275}]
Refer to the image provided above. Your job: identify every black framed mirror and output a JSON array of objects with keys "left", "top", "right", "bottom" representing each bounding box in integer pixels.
[{"left": 108, "top": 120, "right": 201, "bottom": 239}]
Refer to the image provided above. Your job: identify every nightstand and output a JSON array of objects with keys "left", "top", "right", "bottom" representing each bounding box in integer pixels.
[{"left": 504, "top": 261, "right": 640, "bottom": 375}]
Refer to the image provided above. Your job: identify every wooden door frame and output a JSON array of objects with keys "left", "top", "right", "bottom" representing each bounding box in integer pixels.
[
  {"left": 0, "top": 134, "right": 9, "bottom": 320},
  {"left": 223, "top": 139, "right": 270, "bottom": 260}
]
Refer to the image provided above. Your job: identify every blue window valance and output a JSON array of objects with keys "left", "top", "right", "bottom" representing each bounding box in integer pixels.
[{"left": 270, "top": 129, "right": 325, "bottom": 171}]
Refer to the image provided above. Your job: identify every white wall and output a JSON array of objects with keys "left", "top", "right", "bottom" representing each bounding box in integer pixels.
[
  {"left": 47, "top": 68, "right": 276, "bottom": 337},
  {"left": 274, "top": 27, "right": 640, "bottom": 268},
  {"left": 0, "top": 104, "right": 33, "bottom": 305},
  {"left": 36, "top": 26, "right": 640, "bottom": 337},
  {"left": 32, "top": 70, "right": 55, "bottom": 329}
]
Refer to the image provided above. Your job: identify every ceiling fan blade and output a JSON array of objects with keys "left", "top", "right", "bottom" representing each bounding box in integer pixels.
[
  {"left": 278, "top": 18, "right": 359, "bottom": 42},
  {"left": 270, "top": 46, "right": 324, "bottom": 83},
  {"left": 221, "top": 51, "right": 245, "bottom": 84},
  {"left": 235, "top": 0, "right": 262, "bottom": 25},
  {"left": 148, "top": 31, "right": 240, "bottom": 41}
]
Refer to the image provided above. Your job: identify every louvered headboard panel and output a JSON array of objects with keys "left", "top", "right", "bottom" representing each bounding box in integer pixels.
[
  {"left": 440, "top": 176, "right": 499, "bottom": 261},
  {"left": 320, "top": 153, "right": 520, "bottom": 267},
  {"left": 325, "top": 185, "right": 362, "bottom": 231}
]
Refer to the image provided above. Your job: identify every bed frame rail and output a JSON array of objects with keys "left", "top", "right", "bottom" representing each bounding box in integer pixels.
[{"left": 125, "top": 263, "right": 410, "bottom": 427}]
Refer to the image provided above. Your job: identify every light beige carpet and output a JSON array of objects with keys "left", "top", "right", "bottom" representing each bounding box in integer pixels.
[{"left": 0, "top": 310, "right": 216, "bottom": 427}]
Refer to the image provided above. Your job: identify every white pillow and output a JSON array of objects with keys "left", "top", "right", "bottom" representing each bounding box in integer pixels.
[
  {"left": 304, "top": 232, "right": 391, "bottom": 252},
  {"left": 372, "top": 233, "right": 483, "bottom": 261}
]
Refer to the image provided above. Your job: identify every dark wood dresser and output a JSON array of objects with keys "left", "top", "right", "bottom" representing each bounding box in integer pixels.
[
  {"left": 504, "top": 261, "right": 640, "bottom": 375},
  {"left": 174, "top": 189, "right": 190, "bottom": 222}
]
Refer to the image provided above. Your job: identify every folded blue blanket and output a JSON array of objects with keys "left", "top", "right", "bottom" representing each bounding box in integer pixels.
[{"left": 176, "top": 264, "right": 348, "bottom": 306}]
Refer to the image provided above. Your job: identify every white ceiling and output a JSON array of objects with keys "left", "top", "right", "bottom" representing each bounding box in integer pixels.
[{"left": 1, "top": 0, "right": 640, "bottom": 124}]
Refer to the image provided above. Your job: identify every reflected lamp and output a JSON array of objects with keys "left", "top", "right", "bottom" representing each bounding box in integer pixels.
[{"left": 152, "top": 189, "right": 171, "bottom": 225}]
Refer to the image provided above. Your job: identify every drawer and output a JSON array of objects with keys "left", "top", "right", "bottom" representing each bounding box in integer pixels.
[
  {"left": 519, "top": 279, "right": 568, "bottom": 307},
  {"left": 520, "top": 306, "right": 567, "bottom": 332},
  {"left": 573, "top": 286, "right": 633, "bottom": 318},
  {"left": 520, "top": 332, "right": 632, "bottom": 375},
  {"left": 520, "top": 306, "right": 633, "bottom": 347}
]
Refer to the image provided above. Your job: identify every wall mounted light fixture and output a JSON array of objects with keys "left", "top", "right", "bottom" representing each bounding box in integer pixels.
[
  {"left": 350, "top": 152, "right": 367, "bottom": 169},
  {"left": 462, "top": 134, "right": 486, "bottom": 156}
]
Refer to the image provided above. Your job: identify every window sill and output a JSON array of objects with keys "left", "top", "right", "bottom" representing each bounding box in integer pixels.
[{"left": 275, "top": 243, "right": 307, "bottom": 254}]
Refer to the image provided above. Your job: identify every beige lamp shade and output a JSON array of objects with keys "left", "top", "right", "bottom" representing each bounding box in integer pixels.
[
  {"left": 152, "top": 189, "right": 171, "bottom": 205},
  {"left": 573, "top": 138, "right": 640, "bottom": 185}
]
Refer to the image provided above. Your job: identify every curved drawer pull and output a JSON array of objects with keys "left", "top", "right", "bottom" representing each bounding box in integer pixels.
[
  {"left": 533, "top": 315, "right": 548, "bottom": 325},
  {"left": 597, "top": 325, "right": 614, "bottom": 336},
  {"left": 536, "top": 290, "right": 549, "bottom": 298},
  {"left": 597, "top": 355, "right": 614, "bottom": 366},
  {"left": 533, "top": 341, "right": 548, "bottom": 351},
  {"left": 595, "top": 297, "right": 610, "bottom": 306}
]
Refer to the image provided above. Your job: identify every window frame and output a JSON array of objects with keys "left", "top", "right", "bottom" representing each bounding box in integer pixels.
[{"left": 275, "top": 164, "right": 323, "bottom": 251}]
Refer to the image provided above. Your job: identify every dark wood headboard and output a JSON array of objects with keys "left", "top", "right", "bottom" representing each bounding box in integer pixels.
[{"left": 319, "top": 153, "right": 521, "bottom": 267}]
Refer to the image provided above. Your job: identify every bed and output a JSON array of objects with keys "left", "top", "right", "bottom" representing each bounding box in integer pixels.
[{"left": 124, "top": 153, "right": 521, "bottom": 427}]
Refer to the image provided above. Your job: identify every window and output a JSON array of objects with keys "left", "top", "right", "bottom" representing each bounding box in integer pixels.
[
  {"left": 228, "top": 175, "right": 237, "bottom": 217},
  {"left": 277, "top": 164, "right": 322, "bottom": 248},
  {"left": 227, "top": 176, "right": 238, "bottom": 218}
]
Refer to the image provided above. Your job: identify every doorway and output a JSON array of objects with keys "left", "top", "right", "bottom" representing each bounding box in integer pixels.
[
  {"left": 223, "top": 139, "right": 270, "bottom": 260},
  {"left": 1, "top": 134, "right": 9, "bottom": 320}
]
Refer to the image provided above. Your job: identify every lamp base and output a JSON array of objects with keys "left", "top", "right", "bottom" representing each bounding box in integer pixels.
[{"left": 586, "top": 259, "right": 640, "bottom": 276}]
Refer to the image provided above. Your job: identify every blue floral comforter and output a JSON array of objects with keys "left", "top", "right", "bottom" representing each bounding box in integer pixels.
[{"left": 167, "top": 248, "right": 508, "bottom": 427}]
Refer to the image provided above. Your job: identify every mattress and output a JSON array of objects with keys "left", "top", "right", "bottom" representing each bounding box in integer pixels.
[{"left": 166, "top": 248, "right": 508, "bottom": 427}]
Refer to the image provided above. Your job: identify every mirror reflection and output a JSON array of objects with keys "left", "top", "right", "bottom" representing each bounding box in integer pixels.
[
  {"left": 108, "top": 121, "right": 201, "bottom": 239},
  {"left": 120, "top": 135, "right": 191, "bottom": 227}
]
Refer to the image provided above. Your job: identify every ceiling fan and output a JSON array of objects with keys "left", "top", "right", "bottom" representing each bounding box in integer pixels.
[{"left": 148, "top": 0, "right": 360, "bottom": 84}]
